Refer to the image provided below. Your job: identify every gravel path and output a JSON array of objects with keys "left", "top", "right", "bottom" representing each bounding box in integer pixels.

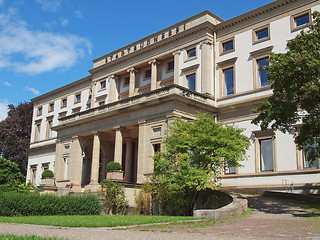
[{"left": 0, "top": 195, "right": 319, "bottom": 240}]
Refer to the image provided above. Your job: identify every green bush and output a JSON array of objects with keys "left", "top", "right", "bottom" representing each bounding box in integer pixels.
[
  {"left": 41, "top": 170, "right": 54, "bottom": 178},
  {"left": 106, "top": 162, "right": 122, "bottom": 171},
  {"left": 0, "top": 192, "right": 102, "bottom": 216},
  {"left": 101, "top": 179, "right": 128, "bottom": 214}
]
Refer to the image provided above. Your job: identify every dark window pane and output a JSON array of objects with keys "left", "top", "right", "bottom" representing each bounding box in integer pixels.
[
  {"left": 223, "top": 40, "right": 233, "bottom": 52},
  {"left": 168, "top": 61, "right": 174, "bottom": 71},
  {"left": 295, "top": 14, "right": 309, "bottom": 27},
  {"left": 187, "top": 74, "right": 196, "bottom": 91},
  {"left": 258, "top": 58, "right": 269, "bottom": 87},
  {"left": 223, "top": 68, "right": 234, "bottom": 95},
  {"left": 256, "top": 28, "right": 268, "bottom": 40},
  {"left": 260, "top": 138, "right": 273, "bottom": 171},
  {"left": 187, "top": 48, "right": 196, "bottom": 58}
]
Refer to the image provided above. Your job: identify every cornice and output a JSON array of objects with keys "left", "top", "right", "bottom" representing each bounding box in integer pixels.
[{"left": 216, "top": 0, "right": 317, "bottom": 32}]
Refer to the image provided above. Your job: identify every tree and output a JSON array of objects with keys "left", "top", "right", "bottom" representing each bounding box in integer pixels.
[
  {"left": 252, "top": 11, "right": 320, "bottom": 162},
  {"left": 0, "top": 102, "right": 33, "bottom": 176},
  {"left": 150, "top": 113, "right": 250, "bottom": 216},
  {"left": 0, "top": 156, "right": 26, "bottom": 192}
]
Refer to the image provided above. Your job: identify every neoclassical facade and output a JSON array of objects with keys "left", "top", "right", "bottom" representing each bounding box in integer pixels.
[{"left": 27, "top": 0, "right": 320, "bottom": 199}]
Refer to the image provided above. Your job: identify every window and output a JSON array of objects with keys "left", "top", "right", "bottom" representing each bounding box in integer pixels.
[
  {"left": 124, "top": 77, "right": 130, "bottom": 87},
  {"left": 260, "top": 138, "right": 274, "bottom": 171},
  {"left": 223, "top": 67, "right": 234, "bottom": 96},
  {"left": 153, "top": 143, "right": 161, "bottom": 153},
  {"left": 186, "top": 47, "right": 196, "bottom": 60},
  {"left": 75, "top": 93, "right": 81, "bottom": 103},
  {"left": 100, "top": 80, "right": 106, "bottom": 90},
  {"left": 257, "top": 58, "right": 269, "bottom": 88},
  {"left": 167, "top": 61, "right": 174, "bottom": 72},
  {"left": 303, "top": 143, "right": 319, "bottom": 169},
  {"left": 35, "top": 123, "right": 41, "bottom": 141},
  {"left": 253, "top": 25, "right": 270, "bottom": 44},
  {"left": 37, "top": 107, "right": 42, "bottom": 116},
  {"left": 31, "top": 165, "right": 37, "bottom": 185},
  {"left": 187, "top": 73, "right": 196, "bottom": 91},
  {"left": 145, "top": 69, "right": 151, "bottom": 79},
  {"left": 42, "top": 163, "right": 49, "bottom": 172},
  {"left": 253, "top": 130, "right": 276, "bottom": 173},
  {"left": 61, "top": 98, "right": 67, "bottom": 108},
  {"left": 220, "top": 38, "right": 234, "bottom": 55},
  {"left": 49, "top": 103, "right": 54, "bottom": 112},
  {"left": 47, "top": 120, "right": 53, "bottom": 138},
  {"left": 99, "top": 101, "right": 105, "bottom": 106},
  {"left": 63, "top": 157, "right": 69, "bottom": 179},
  {"left": 291, "top": 11, "right": 311, "bottom": 32},
  {"left": 225, "top": 161, "right": 236, "bottom": 174}
]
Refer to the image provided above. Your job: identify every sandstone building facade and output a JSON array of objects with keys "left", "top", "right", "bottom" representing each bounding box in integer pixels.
[{"left": 27, "top": 0, "right": 320, "bottom": 198}]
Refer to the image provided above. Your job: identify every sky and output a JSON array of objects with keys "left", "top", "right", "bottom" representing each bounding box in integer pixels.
[{"left": 0, "top": 0, "right": 275, "bottom": 120}]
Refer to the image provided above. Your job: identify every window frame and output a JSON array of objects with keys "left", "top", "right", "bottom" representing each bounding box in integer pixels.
[
  {"left": 37, "top": 106, "right": 42, "bottom": 116},
  {"left": 99, "top": 80, "right": 106, "bottom": 90},
  {"left": 144, "top": 69, "right": 151, "bottom": 80},
  {"left": 252, "top": 24, "right": 270, "bottom": 44},
  {"left": 46, "top": 118, "right": 53, "bottom": 139},
  {"left": 185, "top": 46, "right": 197, "bottom": 62},
  {"left": 48, "top": 102, "right": 54, "bottom": 112},
  {"left": 74, "top": 93, "right": 81, "bottom": 104},
  {"left": 291, "top": 10, "right": 311, "bottom": 32},
  {"left": 219, "top": 37, "right": 235, "bottom": 55},
  {"left": 217, "top": 57, "right": 237, "bottom": 98},
  {"left": 30, "top": 165, "right": 37, "bottom": 185},
  {"left": 61, "top": 98, "right": 67, "bottom": 108},
  {"left": 186, "top": 73, "right": 196, "bottom": 91},
  {"left": 167, "top": 61, "right": 174, "bottom": 72},
  {"left": 123, "top": 76, "right": 130, "bottom": 87},
  {"left": 35, "top": 121, "right": 41, "bottom": 142},
  {"left": 253, "top": 130, "right": 277, "bottom": 173}
]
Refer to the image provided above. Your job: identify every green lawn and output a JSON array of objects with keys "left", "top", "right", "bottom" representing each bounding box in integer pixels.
[
  {"left": 0, "top": 215, "right": 196, "bottom": 228},
  {"left": 0, "top": 235, "right": 63, "bottom": 240}
]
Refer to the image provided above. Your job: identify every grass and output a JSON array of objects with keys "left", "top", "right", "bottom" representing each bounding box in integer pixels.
[
  {"left": 0, "top": 235, "right": 64, "bottom": 240},
  {"left": 0, "top": 215, "right": 196, "bottom": 228}
]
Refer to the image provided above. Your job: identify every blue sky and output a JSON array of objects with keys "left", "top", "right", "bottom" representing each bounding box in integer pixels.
[{"left": 0, "top": 0, "right": 274, "bottom": 120}]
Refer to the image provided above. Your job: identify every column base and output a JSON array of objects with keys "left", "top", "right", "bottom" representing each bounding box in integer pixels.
[{"left": 86, "top": 183, "right": 101, "bottom": 192}]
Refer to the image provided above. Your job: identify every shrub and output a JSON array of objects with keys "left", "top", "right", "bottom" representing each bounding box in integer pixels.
[
  {"left": 41, "top": 170, "right": 54, "bottom": 178},
  {"left": 0, "top": 192, "right": 102, "bottom": 216},
  {"left": 101, "top": 179, "right": 128, "bottom": 214},
  {"left": 106, "top": 162, "right": 122, "bottom": 171}
]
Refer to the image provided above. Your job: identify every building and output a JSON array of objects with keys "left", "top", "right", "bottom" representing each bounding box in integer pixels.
[{"left": 27, "top": 0, "right": 320, "bottom": 200}]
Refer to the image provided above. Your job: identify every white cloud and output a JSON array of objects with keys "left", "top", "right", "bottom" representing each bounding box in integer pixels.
[
  {"left": 25, "top": 86, "right": 40, "bottom": 95},
  {"left": 74, "top": 10, "right": 84, "bottom": 20},
  {"left": 0, "top": 10, "right": 91, "bottom": 74},
  {"left": 0, "top": 0, "right": 4, "bottom": 6},
  {"left": 3, "top": 81, "right": 11, "bottom": 86},
  {"left": 35, "top": 0, "right": 62, "bottom": 12},
  {"left": 0, "top": 99, "right": 9, "bottom": 121},
  {"left": 59, "top": 17, "right": 68, "bottom": 27}
]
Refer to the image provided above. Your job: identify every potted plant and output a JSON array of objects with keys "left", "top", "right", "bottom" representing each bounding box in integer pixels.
[
  {"left": 106, "top": 162, "right": 123, "bottom": 181},
  {"left": 41, "top": 169, "right": 55, "bottom": 186}
]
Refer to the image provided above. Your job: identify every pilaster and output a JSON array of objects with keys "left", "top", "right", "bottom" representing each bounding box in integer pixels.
[
  {"left": 148, "top": 59, "right": 159, "bottom": 91},
  {"left": 173, "top": 50, "right": 181, "bottom": 85},
  {"left": 127, "top": 68, "right": 137, "bottom": 97},
  {"left": 200, "top": 40, "right": 213, "bottom": 96}
]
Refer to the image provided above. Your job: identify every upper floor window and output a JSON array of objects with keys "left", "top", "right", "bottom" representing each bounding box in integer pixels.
[
  {"left": 223, "top": 67, "right": 234, "bottom": 96},
  {"left": 124, "top": 77, "right": 130, "bottom": 87},
  {"left": 100, "top": 80, "right": 106, "bottom": 90},
  {"left": 49, "top": 103, "right": 54, "bottom": 112},
  {"left": 220, "top": 38, "right": 234, "bottom": 55},
  {"left": 257, "top": 58, "right": 269, "bottom": 88},
  {"left": 35, "top": 123, "right": 41, "bottom": 141},
  {"left": 291, "top": 11, "right": 311, "bottom": 32},
  {"left": 187, "top": 73, "right": 196, "bottom": 91},
  {"left": 186, "top": 47, "right": 196, "bottom": 60},
  {"left": 253, "top": 25, "right": 270, "bottom": 44},
  {"left": 75, "top": 93, "right": 81, "bottom": 103},
  {"left": 37, "top": 107, "right": 42, "bottom": 116},
  {"left": 167, "top": 61, "right": 174, "bottom": 72},
  {"left": 61, "top": 98, "right": 67, "bottom": 108},
  {"left": 47, "top": 119, "right": 53, "bottom": 138},
  {"left": 145, "top": 69, "right": 151, "bottom": 79},
  {"left": 303, "top": 142, "right": 319, "bottom": 169}
]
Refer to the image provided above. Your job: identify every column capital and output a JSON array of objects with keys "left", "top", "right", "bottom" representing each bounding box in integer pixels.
[
  {"left": 93, "top": 131, "right": 100, "bottom": 137},
  {"left": 127, "top": 67, "right": 137, "bottom": 73},
  {"left": 172, "top": 50, "right": 181, "bottom": 56},
  {"left": 200, "top": 39, "right": 213, "bottom": 47},
  {"left": 113, "top": 126, "right": 124, "bottom": 131},
  {"left": 138, "top": 120, "right": 147, "bottom": 125},
  {"left": 108, "top": 74, "right": 118, "bottom": 80},
  {"left": 148, "top": 59, "right": 159, "bottom": 65},
  {"left": 72, "top": 135, "right": 79, "bottom": 140}
]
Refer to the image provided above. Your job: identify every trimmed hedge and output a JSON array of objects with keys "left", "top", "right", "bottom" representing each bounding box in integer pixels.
[
  {"left": 41, "top": 170, "right": 54, "bottom": 178},
  {"left": 106, "top": 161, "right": 122, "bottom": 171},
  {"left": 0, "top": 192, "right": 102, "bottom": 216}
]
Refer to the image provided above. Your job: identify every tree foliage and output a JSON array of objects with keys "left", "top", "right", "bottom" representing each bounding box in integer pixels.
[
  {"left": 253, "top": 12, "right": 320, "bottom": 161},
  {"left": 150, "top": 113, "right": 250, "bottom": 216},
  {"left": 0, "top": 101, "right": 33, "bottom": 176},
  {"left": 0, "top": 156, "right": 26, "bottom": 192}
]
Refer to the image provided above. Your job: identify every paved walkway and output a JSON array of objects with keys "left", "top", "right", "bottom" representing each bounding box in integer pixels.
[{"left": 0, "top": 195, "right": 319, "bottom": 240}]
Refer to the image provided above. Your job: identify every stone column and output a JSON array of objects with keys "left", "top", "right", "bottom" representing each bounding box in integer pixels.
[
  {"left": 108, "top": 75, "right": 118, "bottom": 102},
  {"left": 200, "top": 40, "right": 213, "bottom": 95},
  {"left": 127, "top": 68, "right": 136, "bottom": 97},
  {"left": 100, "top": 156, "right": 108, "bottom": 181},
  {"left": 69, "top": 136, "right": 82, "bottom": 192},
  {"left": 173, "top": 50, "right": 181, "bottom": 85},
  {"left": 88, "top": 132, "right": 100, "bottom": 189},
  {"left": 114, "top": 126, "right": 123, "bottom": 165},
  {"left": 90, "top": 81, "right": 97, "bottom": 108},
  {"left": 54, "top": 140, "right": 63, "bottom": 180},
  {"left": 124, "top": 138, "right": 133, "bottom": 182},
  {"left": 137, "top": 121, "right": 146, "bottom": 183},
  {"left": 148, "top": 59, "right": 159, "bottom": 91}
]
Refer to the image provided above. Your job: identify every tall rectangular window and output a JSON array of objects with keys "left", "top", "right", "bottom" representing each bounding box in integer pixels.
[
  {"left": 47, "top": 120, "right": 52, "bottom": 138},
  {"left": 75, "top": 93, "right": 81, "bottom": 103},
  {"left": 61, "top": 98, "right": 67, "bottom": 108},
  {"left": 303, "top": 143, "right": 319, "bottom": 169},
  {"left": 100, "top": 80, "right": 106, "bottom": 90},
  {"left": 31, "top": 166, "right": 37, "bottom": 185},
  {"left": 35, "top": 123, "right": 41, "bottom": 141},
  {"left": 260, "top": 138, "right": 274, "bottom": 171},
  {"left": 257, "top": 58, "right": 269, "bottom": 87},
  {"left": 167, "top": 61, "right": 174, "bottom": 72},
  {"left": 145, "top": 69, "right": 151, "bottom": 79},
  {"left": 49, "top": 103, "right": 54, "bottom": 112},
  {"left": 187, "top": 73, "right": 196, "bottom": 91},
  {"left": 223, "top": 67, "right": 234, "bottom": 96}
]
